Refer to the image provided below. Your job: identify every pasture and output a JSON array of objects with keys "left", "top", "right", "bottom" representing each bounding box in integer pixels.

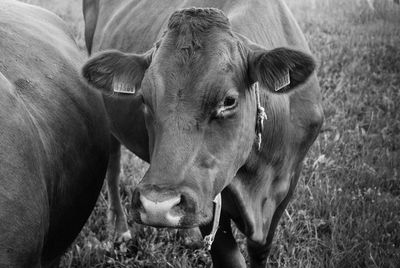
[{"left": 18, "top": 0, "right": 400, "bottom": 267}]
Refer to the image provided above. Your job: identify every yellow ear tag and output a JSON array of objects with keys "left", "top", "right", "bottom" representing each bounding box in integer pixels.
[
  {"left": 113, "top": 79, "right": 136, "bottom": 94},
  {"left": 274, "top": 69, "right": 290, "bottom": 92}
]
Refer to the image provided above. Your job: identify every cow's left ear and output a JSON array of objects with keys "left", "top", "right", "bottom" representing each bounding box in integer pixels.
[
  {"left": 82, "top": 49, "right": 153, "bottom": 94},
  {"left": 248, "top": 47, "right": 316, "bottom": 93}
]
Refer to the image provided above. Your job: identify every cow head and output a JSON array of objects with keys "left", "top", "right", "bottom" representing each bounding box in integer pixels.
[{"left": 82, "top": 8, "right": 315, "bottom": 228}]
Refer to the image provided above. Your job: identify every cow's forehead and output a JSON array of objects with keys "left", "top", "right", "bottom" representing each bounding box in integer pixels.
[
  {"left": 145, "top": 53, "right": 236, "bottom": 100},
  {"left": 142, "top": 9, "right": 246, "bottom": 109},
  {"left": 148, "top": 31, "right": 238, "bottom": 85},
  {"left": 153, "top": 7, "right": 237, "bottom": 67},
  {"left": 166, "top": 8, "right": 231, "bottom": 46},
  {"left": 156, "top": 29, "right": 237, "bottom": 63},
  {"left": 142, "top": 39, "right": 246, "bottom": 122},
  {"left": 155, "top": 43, "right": 234, "bottom": 75},
  {"left": 143, "top": 47, "right": 239, "bottom": 122}
]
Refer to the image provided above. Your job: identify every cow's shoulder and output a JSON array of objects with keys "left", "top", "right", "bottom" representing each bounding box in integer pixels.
[
  {"left": 1, "top": 0, "right": 72, "bottom": 41},
  {"left": 0, "top": 71, "right": 45, "bottom": 184},
  {"left": 0, "top": 0, "right": 100, "bottom": 109},
  {"left": 0, "top": 0, "right": 108, "bottom": 165}
]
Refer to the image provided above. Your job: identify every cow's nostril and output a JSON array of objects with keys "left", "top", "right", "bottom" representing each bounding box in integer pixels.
[
  {"left": 176, "top": 194, "right": 187, "bottom": 211},
  {"left": 175, "top": 192, "right": 195, "bottom": 214}
]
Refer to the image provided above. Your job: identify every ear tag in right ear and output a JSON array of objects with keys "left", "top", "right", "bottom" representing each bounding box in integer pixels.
[
  {"left": 113, "top": 79, "right": 136, "bottom": 94},
  {"left": 274, "top": 69, "right": 290, "bottom": 92}
]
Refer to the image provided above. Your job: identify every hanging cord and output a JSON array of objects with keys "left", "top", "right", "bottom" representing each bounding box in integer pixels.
[
  {"left": 254, "top": 82, "right": 267, "bottom": 151},
  {"left": 203, "top": 193, "right": 222, "bottom": 251}
]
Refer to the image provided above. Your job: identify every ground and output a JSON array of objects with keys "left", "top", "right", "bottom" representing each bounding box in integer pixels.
[{"left": 18, "top": 0, "right": 400, "bottom": 267}]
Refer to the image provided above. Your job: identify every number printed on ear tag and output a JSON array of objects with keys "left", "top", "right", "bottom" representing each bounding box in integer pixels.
[
  {"left": 274, "top": 69, "right": 290, "bottom": 92},
  {"left": 113, "top": 80, "right": 136, "bottom": 94}
]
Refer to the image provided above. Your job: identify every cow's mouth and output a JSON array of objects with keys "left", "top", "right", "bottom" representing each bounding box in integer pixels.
[
  {"left": 131, "top": 190, "right": 218, "bottom": 228},
  {"left": 137, "top": 194, "right": 184, "bottom": 227}
]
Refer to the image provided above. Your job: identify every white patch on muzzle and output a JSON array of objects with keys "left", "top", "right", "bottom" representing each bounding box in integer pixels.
[{"left": 139, "top": 195, "right": 182, "bottom": 226}]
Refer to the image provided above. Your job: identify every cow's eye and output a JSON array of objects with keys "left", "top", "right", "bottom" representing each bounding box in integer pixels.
[
  {"left": 213, "top": 95, "right": 238, "bottom": 119},
  {"left": 223, "top": 96, "right": 237, "bottom": 108}
]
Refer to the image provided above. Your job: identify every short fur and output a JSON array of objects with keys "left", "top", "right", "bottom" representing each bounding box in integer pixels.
[
  {"left": 82, "top": 1, "right": 324, "bottom": 267},
  {"left": 0, "top": 1, "right": 109, "bottom": 266},
  {"left": 168, "top": 8, "right": 230, "bottom": 50}
]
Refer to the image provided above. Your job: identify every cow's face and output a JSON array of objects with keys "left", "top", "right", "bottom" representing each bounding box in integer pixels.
[
  {"left": 82, "top": 8, "right": 315, "bottom": 228},
  {"left": 135, "top": 27, "right": 256, "bottom": 227}
]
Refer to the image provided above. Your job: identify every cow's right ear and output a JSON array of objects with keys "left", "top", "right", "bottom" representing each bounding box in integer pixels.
[{"left": 82, "top": 49, "right": 152, "bottom": 94}]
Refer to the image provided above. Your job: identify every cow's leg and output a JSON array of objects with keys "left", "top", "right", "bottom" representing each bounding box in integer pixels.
[
  {"left": 247, "top": 197, "right": 289, "bottom": 268},
  {"left": 0, "top": 250, "right": 41, "bottom": 268},
  {"left": 247, "top": 238, "right": 272, "bottom": 268},
  {"left": 200, "top": 212, "right": 246, "bottom": 268},
  {"left": 247, "top": 170, "right": 301, "bottom": 268},
  {"left": 106, "top": 136, "right": 131, "bottom": 241}
]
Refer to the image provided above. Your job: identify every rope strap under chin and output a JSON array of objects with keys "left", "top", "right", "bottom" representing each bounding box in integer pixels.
[
  {"left": 203, "top": 193, "right": 222, "bottom": 251},
  {"left": 254, "top": 82, "right": 267, "bottom": 151}
]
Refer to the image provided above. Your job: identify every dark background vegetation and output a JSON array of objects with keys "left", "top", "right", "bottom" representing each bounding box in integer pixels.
[{"left": 19, "top": 0, "right": 400, "bottom": 267}]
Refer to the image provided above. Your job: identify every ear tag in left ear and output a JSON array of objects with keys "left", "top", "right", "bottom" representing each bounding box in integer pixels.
[
  {"left": 274, "top": 69, "right": 290, "bottom": 92},
  {"left": 113, "top": 79, "right": 136, "bottom": 94}
]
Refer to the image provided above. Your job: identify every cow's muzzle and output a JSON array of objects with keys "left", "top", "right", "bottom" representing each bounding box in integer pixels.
[{"left": 131, "top": 185, "right": 200, "bottom": 227}]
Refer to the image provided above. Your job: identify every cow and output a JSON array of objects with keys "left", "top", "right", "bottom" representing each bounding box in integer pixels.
[
  {"left": 0, "top": 1, "right": 109, "bottom": 267},
  {"left": 82, "top": 0, "right": 323, "bottom": 267}
]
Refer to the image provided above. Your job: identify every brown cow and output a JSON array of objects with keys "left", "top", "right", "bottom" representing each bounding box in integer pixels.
[
  {"left": 0, "top": 1, "right": 109, "bottom": 267},
  {"left": 82, "top": 1, "right": 323, "bottom": 267}
]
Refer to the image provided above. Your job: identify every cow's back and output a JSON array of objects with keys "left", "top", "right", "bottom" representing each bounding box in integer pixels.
[
  {"left": 90, "top": 0, "right": 307, "bottom": 51},
  {"left": 0, "top": 1, "right": 109, "bottom": 266}
]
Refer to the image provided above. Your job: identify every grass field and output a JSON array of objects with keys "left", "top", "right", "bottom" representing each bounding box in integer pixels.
[{"left": 18, "top": 0, "right": 400, "bottom": 267}]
